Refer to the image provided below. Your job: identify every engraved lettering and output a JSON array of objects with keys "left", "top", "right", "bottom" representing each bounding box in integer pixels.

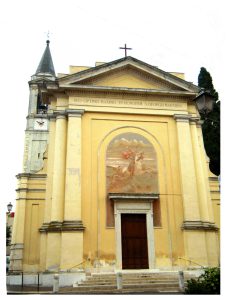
[{"left": 71, "top": 97, "right": 185, "bottom": 110}]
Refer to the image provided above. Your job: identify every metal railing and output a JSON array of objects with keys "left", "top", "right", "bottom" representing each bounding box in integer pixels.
[
  {"left": 178, "top": 257, "right": 205, "bottom": 268},
  {"left": 66, "top": 260, "right": 88, "bottom": 272}
]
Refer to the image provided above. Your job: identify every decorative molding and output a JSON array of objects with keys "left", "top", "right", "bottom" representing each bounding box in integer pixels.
[
  {"left": 61, "top": 84, "right": 197, "bottom": 97},
  {"left": 173, "top": 114, "right": 192, "bottom": 122},
  {"left": 25, "top": 129, "right": 49, "bottom": 133},
  {"left": 16, "top": 198, "right": 45, "bottom": 201},
  {"left": 16, "top": 173, "right": 47, "bottom": 179},
  {"left": 15, "top": 188, "right": 46, "bottom": 192},
  {"left": 181, "top": 220, "right": 219, "bottom": 231},
  {"left": 10, "top": 243, "right": 24, "bottom": 250},
  {"left": 68, "top": 89, "right": 192, "bottom": 102},
  {"left": 109, "top": 193, "right": 159, "bottom": 201},
  {"left": 189, "top": 117, "right": 200, "bottom": 125},
  {"left": 27, "top": 114, "right": 49, "bottom": 119},
  {"left": 196, "top": 120, "right": 204, "bottom": 127},
  {"left": 66, "top": 109, "right": 85, "bottom": 117},
  {"left": 209, "top": 176, "right": 219, "bottom": 182},
  {"left": 47, "top": 109, "right": 85, "bottom": 120},
  {"left": 81, "top": 65, "right": 184, "bottom": 91},
  {"left": 39, "top": 220, "right": 85, "bottom": 233},
  {"left": 58, "top": 56, "right": 199, "bottom": 93},
  {"left": 55, "top": 112, "right": 67, "bottom": 120}
]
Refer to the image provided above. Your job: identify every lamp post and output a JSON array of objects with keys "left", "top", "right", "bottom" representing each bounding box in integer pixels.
[
  {"left": 194, "top": 89, "right": 220, "bottom": 176},
  {"left": 7, "top": 202, "right": 13, "bottom": 214},
  {"left": 193, "top": 90, "right": 215, "bottom": 115}
]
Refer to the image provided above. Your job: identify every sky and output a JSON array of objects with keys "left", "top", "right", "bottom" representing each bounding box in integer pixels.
[
  {"left": 0, "top": 0, "right": 226, "bottom": 294},
  {"left": 0, "top": 0, "right": 227, "bottom": 207},
  {"left": 1, "top": 0, "right": 226, "bottom": 212}
]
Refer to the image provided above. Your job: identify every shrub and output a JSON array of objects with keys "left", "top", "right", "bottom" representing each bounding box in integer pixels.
[{"left": 185, "top": 267, "right": 220, "bottom": 294}]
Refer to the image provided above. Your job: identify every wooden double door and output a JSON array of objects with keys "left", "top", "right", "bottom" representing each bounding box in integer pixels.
[{"left": 121, "top": 213, "right": 149, "bottom": 269}]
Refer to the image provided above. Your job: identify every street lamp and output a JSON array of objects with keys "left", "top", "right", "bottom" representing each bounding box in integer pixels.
[
  {"left": 7, "top": 202, "right": 13, "bottom": 214},
  {"left": 193, "top": 90, "right": 215, "bottom": 115}
]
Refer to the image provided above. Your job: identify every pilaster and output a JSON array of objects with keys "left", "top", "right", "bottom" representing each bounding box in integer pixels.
[
  {"left": 173, "top": 114, "right": 201, "bottom": 221},
  {"left": 43, "top": 116, "right": 56, "bottom": 223},
  {"left": 39, "top": 116, "right": 56, "bottom": 271},
  {"left": 44, "top": 113, "right": 67, "bottom": 271},
  {"left": 196, "top": 121, "right": 215, "bottom": 223},
  {"left": 64, "top": 109, "right": 84, "bottom": 220},
  {"left": 189, "top": 117, "right": 210, "bottom": 222},
  {"left": 174, "top": 114, "right": 219, "bottom": 267},
  {"left": 10, "top": 176, "right": 28, "bottom": 272},
  {"left": 60, "top": 109, "right": 85, "bottom": 271},
  {"left": 50, "top": 113, "right": 67, "bottom": 222}
]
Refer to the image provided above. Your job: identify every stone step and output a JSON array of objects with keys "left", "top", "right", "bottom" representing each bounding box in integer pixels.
[
  {"left": 74, "top": 282, "right": 180, "bottom": 290},
  {"left": 71, "top": 272, "right": 194, "bottom": 294},
  {"left": 84, "top": 277, "right": 191, "bottom": 283},
  {"left": 85, "top": 275, "right": 186, "bottom": 280},
  {"left": 88, "top": 273, "right": 195, "bottom": 279},
  {"left": 62, "top": 286, "right": 181, "bottom": 294},
  {"left": 79, "top": 279, "right": 179, "bottom": 286}
]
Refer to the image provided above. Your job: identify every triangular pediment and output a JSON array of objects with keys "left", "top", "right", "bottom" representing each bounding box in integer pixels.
[{"left": 59, "top": 56, "right": 199, "bottom": 93}]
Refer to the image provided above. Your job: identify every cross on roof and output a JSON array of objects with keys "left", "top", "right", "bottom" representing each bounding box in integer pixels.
[
  {"left": 44, "top": 30, "right": 52, "bottom": 40},
  {"left": 119, "top": 44, "right": 132, "bottom": 57}
]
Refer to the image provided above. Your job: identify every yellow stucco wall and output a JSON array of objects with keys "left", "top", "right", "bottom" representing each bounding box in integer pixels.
[
  {"left": 81, "top": 112, "right": 185, "bottom": 266},
  {"left": 11, "top": 59, "right": 220, "bottom": 273}
]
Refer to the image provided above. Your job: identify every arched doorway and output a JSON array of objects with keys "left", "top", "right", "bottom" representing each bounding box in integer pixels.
[{"left": 106, "top": 132, "right": 159, "bottom": 269}]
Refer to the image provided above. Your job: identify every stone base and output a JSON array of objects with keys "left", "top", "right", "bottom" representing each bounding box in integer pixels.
[{"left": 9, "top": 243, "right": 24, "bottom": 273}]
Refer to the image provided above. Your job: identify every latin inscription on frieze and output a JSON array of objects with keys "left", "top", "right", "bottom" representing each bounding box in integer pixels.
[{"left": 71, "top": 97, "right": 186, "bottom": 110}]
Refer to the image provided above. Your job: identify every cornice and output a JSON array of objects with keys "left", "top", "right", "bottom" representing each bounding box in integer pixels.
[
  {"left": 47, "top": 109, "right": 85, "bottom": 120},
  {"left": 189, "top": 117, "right": 200, "bottom": 124},
  {"left": 196, "top": 120, "right": 204, "bottom": 127},
  {"left": 81, "top": 65, "right": 184, "bottom": 91},
  {"left": 108, "top": 193, "right": 159, "bottom": 201},
  {"left": 16, "top": 198, "right": 45, "bottom": 201},
  {"left": 174, "top": 114, "right": 203, "bottom": 124},
  {"left": 209, "top": 176, "right": 219, "bottom": 182},
  {"left": 66, "top": 109, "right": 85, "bottom": 117},
  {"left": 16, "top": 173, "right": 47, "bottom": 179},
  {"left": 57, "top": 84, "right": 197, "bottom": 98},
  {"left": 173, "top": 114, "right": 192, "bottom": 122},
  {"left": 16, "top": 188, "right": 46, "bottom": 192},
  {"left": 27, "top": 114, "right": 49, "bottom": 119},
  {"left": 181, "top": 220, "right": 218, "bottom": 231},
  {"left": 39, "top": 220, "right": 85, "bottom": 233},
  {"left": 58, "top": 56, "right": 199, "bottom": 93}
]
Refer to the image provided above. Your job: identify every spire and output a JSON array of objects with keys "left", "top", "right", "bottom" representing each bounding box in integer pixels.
[{"left": 35, "top": 40, "right": 56, "bottom": 77}]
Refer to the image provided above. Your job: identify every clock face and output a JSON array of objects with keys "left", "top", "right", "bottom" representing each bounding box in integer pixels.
[{"left": 34, "top": 118, "right": 48, "bottom": 130}]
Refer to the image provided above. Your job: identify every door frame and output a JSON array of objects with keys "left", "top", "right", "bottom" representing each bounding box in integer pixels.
[
  {"left": 121, "top": 213, "right": 149, "bottom": 269},
  {"left": 109, "top": 193, "right": 158, "bottom": 270}
]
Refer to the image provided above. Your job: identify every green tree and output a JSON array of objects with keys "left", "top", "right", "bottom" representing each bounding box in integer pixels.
[
  {"left": 185, "top": 267, "right": 220, "bottom": 294},
  {"left": 198, "top": 67, "right": 220, "bottom": 176}
]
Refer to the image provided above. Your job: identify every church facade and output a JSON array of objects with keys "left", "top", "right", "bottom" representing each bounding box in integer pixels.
[{"left": 10, "top": 41, "right": 220, "bottom": 273}]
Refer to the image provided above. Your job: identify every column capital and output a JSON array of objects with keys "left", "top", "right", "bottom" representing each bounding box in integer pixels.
[
  {"left": 66, "top": 109, "right": 85, "bottom": 117},
  {"left": 173, "top": 114, "right": 192, "bottom": 122},
  {"left": 196, "top": 120, "right": 204, "bottom": 127},
  {"left": 55, "top": 111, "right": 67, "bottom": 120},
  {"left": 189, "top": 116, "right": 200, "bottom": 125},
  {"left": 48, "top": 114, "right": 57, "bottom": 121}
]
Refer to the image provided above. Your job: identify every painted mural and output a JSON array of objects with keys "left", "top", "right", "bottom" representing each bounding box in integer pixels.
[{"left": 106, "top": 133, "right": 158, "bottom": 194}]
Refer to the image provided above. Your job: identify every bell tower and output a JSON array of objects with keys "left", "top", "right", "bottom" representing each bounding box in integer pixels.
[
  {"left": 10, "top": 40, "right": 57, "bottom": 272},
  {"left": 23, "top": 40, "right": 56, "bottom": 173}
]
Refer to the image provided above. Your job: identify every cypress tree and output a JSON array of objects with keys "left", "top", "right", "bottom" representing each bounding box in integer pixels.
[{"left": 198, "top": 67, "right": 220, "bottom": 176}]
